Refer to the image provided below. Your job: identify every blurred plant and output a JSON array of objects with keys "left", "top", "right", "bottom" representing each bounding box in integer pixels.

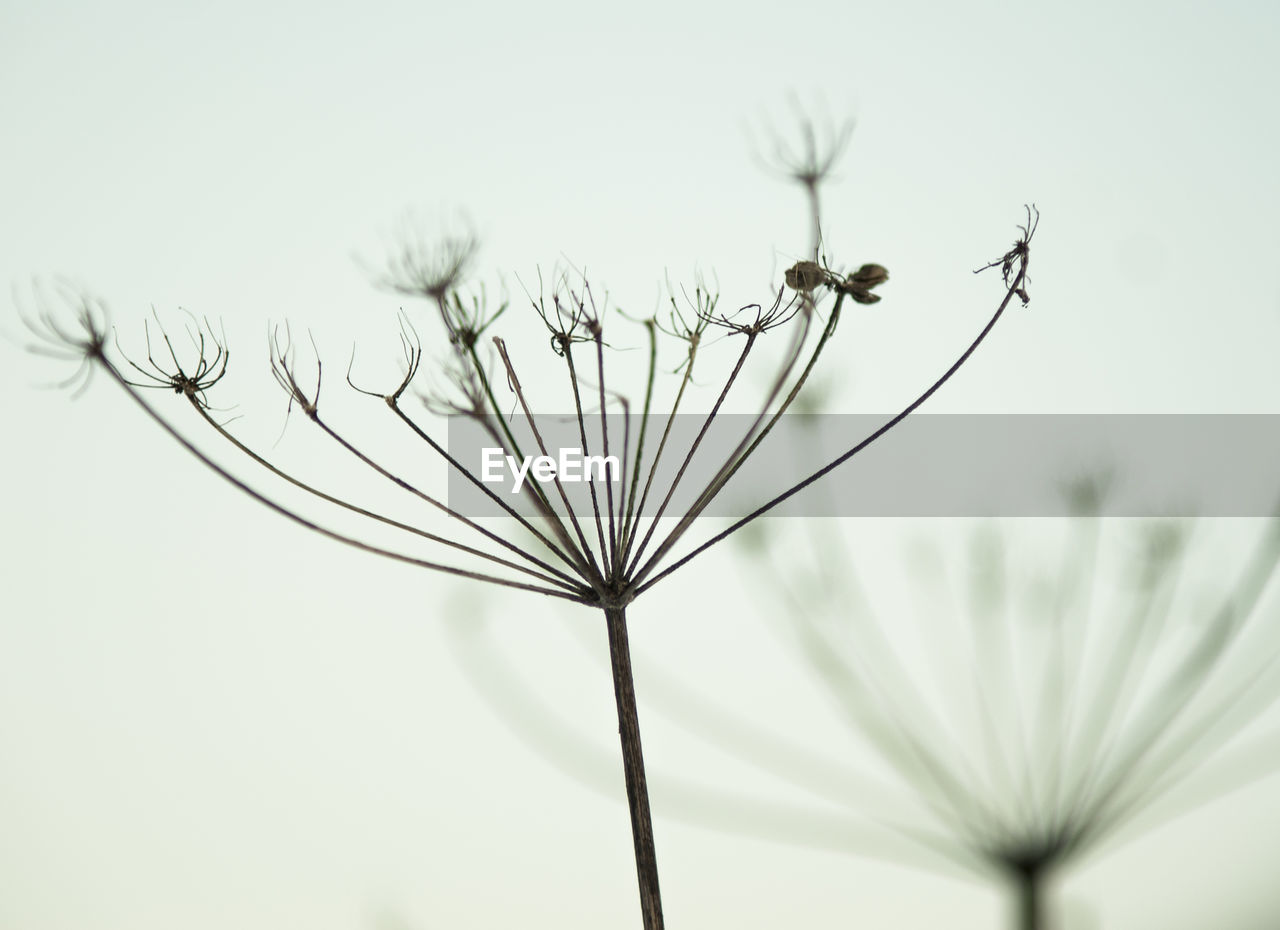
[
  {"left": 453, "top": 511, "right": 1280, "bottom": 930},
  {"left": 17, "top": 114, "right": 1033, "bottom": 929},
  {"left": 749, "top": 95, "right": 854, "bottom": 262},
  {"left": 748, "top": 514, "right": 1280, "bottom": 929}
]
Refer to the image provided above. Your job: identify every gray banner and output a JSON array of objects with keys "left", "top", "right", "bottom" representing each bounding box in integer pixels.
[{"left": 445, "top": 414, "right": 1280, "bottom": 518}]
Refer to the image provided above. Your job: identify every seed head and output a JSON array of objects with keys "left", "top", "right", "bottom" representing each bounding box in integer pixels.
[{"left": 784, "top": 260, "right": 828, "bottom": 293}]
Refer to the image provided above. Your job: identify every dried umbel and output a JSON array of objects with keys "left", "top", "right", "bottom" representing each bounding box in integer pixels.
[
  {"left": 22, "top": 121, "right": 1035, "bottom": 930},
  {"left": 744, "top": 516, "right": 1280, "bottom": 930}
]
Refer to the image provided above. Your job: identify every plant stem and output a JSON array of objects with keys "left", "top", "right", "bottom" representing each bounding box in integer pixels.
[
  {"left": 604, "top": 606, "right": 664, "bottom": 929},
  {"left": 1015, "top": 864, "right": 1043, "bottom": 930}
]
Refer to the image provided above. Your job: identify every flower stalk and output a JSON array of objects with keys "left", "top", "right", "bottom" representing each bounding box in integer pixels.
[
  {"left": 19, "top": 115, "right": 1036, "bottom": 928},
  {"left": 605, "top": 606, "right": 663, "bottom": 929}
]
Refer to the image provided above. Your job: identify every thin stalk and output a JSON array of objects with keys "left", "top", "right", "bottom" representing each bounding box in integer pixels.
[
  {"left": 275, "top": 342, "right": 583, "bottom": 588},
  {"left": 780, "top": 539, "right": 1002, "bottom": 838},
  {"left": 460, "top": 333, "right": 573, "bottom": 553},
  {"left": 634, "top": 294, "right": 840, "bottom": 583},
  {"left": 617, "top": 335, "right": 701, "bottom": 574},
  {"left": 451, "top": 614, "right": 983, "bottom": 878},
  {"left": 595, "top": 332, "right": 619, "bottom": 574},
  {"left": 1039, "top": 521, "right": 1103, "bottom": 833},
  {"left": 312, "top": 410, "right": 581, "bottom": 589},
  {"left": 962, "top": 529, "right": 1025, "bottom": 824},
  {"left": 562, "top": 343, "right": 613, "bottom": 578},
  {"left": 804, "top": 179, "right": 821, "bottom": 262},
  {"left": 559, "top": 615, "right": 899, "bottom": 813},
  {"left": 387, "top": 400, "right": 596, "bottom": 584},
  {"left": 624, "top": 333, "right": 759, "bottom": 578},
  {"left": 347, "top": 325, "right": 591, "bottom": 582},
  {"left": 611, "top": 392, "right": 632, "bottom": 576},
  {"left": 493, "top": 337, "right": 605, "bottom": 589},
  {"left": 1057, "top": 529, "right": 1189, "bottom": 814},
  {"left": 604, "top": 606, "right": 664, "bottom": 930},
  {"left": 617, "top": 319, "right": 659, "bottom": 565},
  {"left": 1078, "top": 520, "right": 1280, "bottom": 829},
  {"left": 677, "top": 307, "right": 814, "bottom": 514}
]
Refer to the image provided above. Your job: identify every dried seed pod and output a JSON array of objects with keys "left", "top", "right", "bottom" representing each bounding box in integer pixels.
[
  {"left": 785, "top": 260, "right": 827, "bottom": 293},
  {"left": 848, "top": 263, "right": 889, "bottom": 287},
  {"left": 837, "top": 262, "right": 889, "bottom": 304},
  {"left": 844, "top": 287, "right": 882, "bottom": 305}
]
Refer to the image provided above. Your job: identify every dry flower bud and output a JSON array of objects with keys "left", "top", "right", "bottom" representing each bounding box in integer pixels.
[
  {"left": 837, "top": 262, "right": 889, "bottom": 304},
  {"left": 785, "top": 260, "right": 826, "bottom": 292},
  {"left": 837, "top": 288, "right": 877, "bottom": 304},
  {"left": 849, "top": 263, "right": 889, "bottom": 287}
]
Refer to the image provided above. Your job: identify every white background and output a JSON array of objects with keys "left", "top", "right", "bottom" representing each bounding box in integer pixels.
[{"left": 3, "top": 1, "right": 1280, "bottom": 927}]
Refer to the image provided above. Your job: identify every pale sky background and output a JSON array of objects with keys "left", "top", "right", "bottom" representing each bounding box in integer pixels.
[{"left": 3, "top": 1, "right": 1280, "bottom": 928}]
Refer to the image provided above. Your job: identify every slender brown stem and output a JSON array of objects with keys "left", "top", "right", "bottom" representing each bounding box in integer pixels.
[{"left": 604, "top": 606, "right": 664, "bottom": 930}]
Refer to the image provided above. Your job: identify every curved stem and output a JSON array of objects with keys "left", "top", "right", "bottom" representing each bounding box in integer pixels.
[{"left": 186, "top": 400, "right": 578, "bottom": 592}]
